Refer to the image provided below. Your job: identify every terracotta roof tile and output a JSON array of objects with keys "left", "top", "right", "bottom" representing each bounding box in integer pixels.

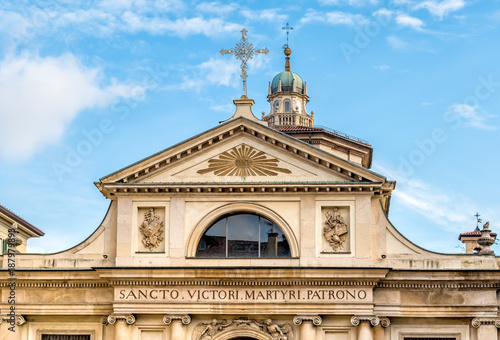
[
  {"left": 272, "top": 125, "right": 372, "bottom": 146},
  {"left": 458, "top": 230, "right": 496, "bottom": 240},
  {"left": 0, "top": 204, "right": 44, "bottom": 236}
]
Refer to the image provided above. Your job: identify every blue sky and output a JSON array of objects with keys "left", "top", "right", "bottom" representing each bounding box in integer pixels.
[{"left": 0, "top": 0, "right": 499, "bottom": 254}]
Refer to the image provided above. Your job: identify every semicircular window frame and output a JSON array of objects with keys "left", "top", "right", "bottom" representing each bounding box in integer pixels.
[{"left": 195, "top": 213, "right": 291, "bottom": 258}]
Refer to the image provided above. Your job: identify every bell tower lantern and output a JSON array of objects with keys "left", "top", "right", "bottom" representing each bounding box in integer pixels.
[{"left": 263, "top": 46, "right": 313, "bottom": 127}]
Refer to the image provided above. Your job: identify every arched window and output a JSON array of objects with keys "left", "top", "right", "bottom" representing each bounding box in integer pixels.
[
  {"left": 284, "top": 99, "right": 291, "bottom": 113},
  {"left": 273, "top": 100, "right": 279, "bottom": 113},
  {"left": 196, "top": 213, "right": 291, "bottom": 258}
]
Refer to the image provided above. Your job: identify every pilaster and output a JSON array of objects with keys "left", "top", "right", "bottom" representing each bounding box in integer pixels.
[
  {"left": 472, "top": 318, "right": 500, "bottom": 339},
  {"left": 373, "top": 318, "right": 390, "bottom": 340},
  {"left": 108, "top": 314, "right": 135, "bottom": 339},
  {"left": 351, "top": 315, "right": 380, "bottom": 340},
  {"left": 293, "top": 315, "right": 322, "bottom": 339},
  {"left": 164, "top": 314, "right": 192, "bottom": 339},
  {"left": 1, "top": 315, "right": 25, "bottom": 340}
]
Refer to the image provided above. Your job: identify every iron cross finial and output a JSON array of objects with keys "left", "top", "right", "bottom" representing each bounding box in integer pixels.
[
  {"left": 241, "top": 28, "right": 248, "bottom": 40},
  {"left": 282, "top": 22, "right": 294, "bottom": 47},
  {"left": 220, "top": 28, "right": 269, "bottom": 97},
  {"left": 474, "top": 212, "right": 482, "bottom": 228}
]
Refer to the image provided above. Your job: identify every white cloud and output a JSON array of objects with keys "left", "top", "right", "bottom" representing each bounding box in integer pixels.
[
  {"left": 121, "top": 12, "right": 242, "bottom": 37},
  {"left": 240, "top": 8, "right": 287, "bottom": 23},
  {"left": 195, "top": 2, "right": 239, "bottom": 15},
  {"left": 373, "top": 163, "right": 472, "bottom": 232},
  {"left": 396, "top": 13, "right": 425, "bottom": 30},
  {"left": 319, "top": 0, "right": 379, "bottom": 6},
  {"left": 447, "top": 104, "right": 497, "bottom": 130},
  {"left": 373, "top": 65, "right": 390, "bottom": 70},
  {"left": 177, "top": 57, "right": 240, "bottom": 92},
  {"left": 0, "top": 2, "right": 243, "bottom": 40},
  {"left": 300, "top": 9, "right": 369, "bottom": 26},
  {"left": 413, "top": 0, "right": 466, "bottom": 19},
  {"left": 373, "top": 8, "right": 393, "bottom": 20},
  {"left": 98, "top": 0, "right": 186, "bottom": 14},
  {"left": 387, "top": 35, "right": 409, "bottom": 50},
  {"left": 0, "top": 52, "right": 141, "bottom": 161}
]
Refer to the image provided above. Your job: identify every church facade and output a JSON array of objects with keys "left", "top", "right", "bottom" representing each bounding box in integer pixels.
[{"left": 1, "top": 34, "right": 499, "bottom": 340}]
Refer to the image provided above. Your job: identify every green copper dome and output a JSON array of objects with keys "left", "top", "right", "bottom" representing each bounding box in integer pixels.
[{"left": 271, "top": 71, "right": 304, "bottom": 94}]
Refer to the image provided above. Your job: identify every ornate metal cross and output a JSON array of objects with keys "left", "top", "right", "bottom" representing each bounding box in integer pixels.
[
  {"left": 282, "top": 22, "right": 294, "bottom": 47},
  {"left": 220, "top": 28, "right": 269, "bottom": 97},
  {"left": 475, "top": 212, "right": 482, "bottom": 227}
]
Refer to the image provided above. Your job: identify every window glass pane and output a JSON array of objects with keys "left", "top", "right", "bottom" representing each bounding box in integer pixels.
[
  {"left": 227, "top": 214, "right": 259, "bottom": 258},
  {"left": 284, "top": 100, "right": 291, "bottom": 113},
  {"left": 42, "top": 336, "right": 90, "bottom": 340},
  {"left": 404, "top": 338, "right": 456, "bottom": 340},
  {"left": 196, "top": 213, "right": 291, "bottom": 258},
  {"left": 260, "top": 218, "right": 290, "bottom": 258},
  {"left": 196, "top": 218, "right": 226, "bottom": 258}
]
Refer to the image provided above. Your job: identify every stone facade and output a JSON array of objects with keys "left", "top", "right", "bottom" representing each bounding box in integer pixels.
[
  {"left": 1, "top": 40, "right": 499, "bottom": 339},
  {"left": 1, "top": 107, "right": 499, "bottom": 339}
]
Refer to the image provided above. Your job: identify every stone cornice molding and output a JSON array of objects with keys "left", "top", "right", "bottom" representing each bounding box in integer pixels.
[
  {"left": 163, "top": 314, "right": 192, "bottom": 325},
  {"left": 0, "top": 315, "right": 26, "bottom": 326},
  {"left": 107, "top": 314, "right": 136, "bottom": 325},
  {"left": 109, "top": 280, "right": 379, "bottom": 287},
  {"left": 377, "top": 282, "right": 500, "bottom": 290},
  {"left": 100, "top": 182, "right": 388, "bottom": 197},
  {"left": 293, "top": 315, "right": 322, "bottom": 326},
  {"left": 351, "top": 315, "right": 379, "bottom": 327},
  {"left": 0, "top": 282, "right": 109, "bottom": 288},
  {"left": 471, "top": 318, "right": 500, "bottom": 328}
]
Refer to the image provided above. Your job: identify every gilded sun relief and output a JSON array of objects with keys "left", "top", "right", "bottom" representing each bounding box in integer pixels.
[{"left": 197, "top": 144, "right": 291, "bottom": 176}]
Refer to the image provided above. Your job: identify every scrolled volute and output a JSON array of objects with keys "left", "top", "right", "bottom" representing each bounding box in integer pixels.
[{"left": 293, "top": 315, "right": 322, "bottom": 326}]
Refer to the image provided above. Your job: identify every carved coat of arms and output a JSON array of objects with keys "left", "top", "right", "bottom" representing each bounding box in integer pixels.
[
  {"left": 139, "top": 208, "right": 164, "bottom": 251},
  {"left": 323, "top": 208, "right": 348, "bottom": 251}
]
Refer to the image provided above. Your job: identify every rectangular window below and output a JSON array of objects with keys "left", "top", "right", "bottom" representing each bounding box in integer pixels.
[
  {"left": 404, "top": 338, "right": 456, "bottom": 340},
  {"left": 42, "top": 335, "right": 90, "bottom": 340}
]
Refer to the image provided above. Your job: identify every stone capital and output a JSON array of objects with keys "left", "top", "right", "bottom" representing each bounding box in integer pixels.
[
  {"left": 1, "top": 315, "right": 26, "bottom": 326},
  {"left": 471, "top": 318, "right": 500, "bottom": 328},
  {"left": 163, "top": 314, "right": 192, "bottom": 325},
  {"left": 107, "top": 314, "right": 136, "bottom": 325},
  {"left": 351, "top": 315, "right": 380, "bottom": 327},
  {"left": 379, "top": 317, "right": 390, "bottom": 328},
  {"left": 293, "top": 315, "right": 322, "bottom": 326}
]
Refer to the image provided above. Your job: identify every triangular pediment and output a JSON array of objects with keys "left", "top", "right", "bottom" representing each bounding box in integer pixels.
[
  {"left": 97, "top": 117, "right": 388, "bottom": 191},
  {"left": 136, "top": 140, "right": 351, "bottom": 183}
]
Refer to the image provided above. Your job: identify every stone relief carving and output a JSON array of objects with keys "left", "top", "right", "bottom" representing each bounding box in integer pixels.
[
  {"left": 254, "top": 319, "right": 294, "bottom": 340},
  {"left": 192, "top": 319, "right": 232, "bottom": 340},
  {"left": 192, "top": 317, "right": 295, "bottom": 340},
  {"left": 197, "top": 144, "right": 292, "bottom": 176},
  {"left": 139, "top": 208, "right": 164, "bottom": 251},
  {"left": 323, "top": 208, "right": 348, "bottom": 251}
]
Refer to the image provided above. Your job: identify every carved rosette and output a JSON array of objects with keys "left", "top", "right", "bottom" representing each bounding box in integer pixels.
[
  {"left": 323, "top": 208, "right": 349, "bottom": 251},
  {"left": 164, "top": 314, "right": 192, "bottom": 325},
  {"left": 140, "top": 208, "right": 164, "bottom": 251},
  {"left": 293, "top": 315, "right": 322, "bottom": 326},
  {"left": 107, "top": 314, "right": 135, "bottom": 325},
  {"left": 351, "top": 315, "right": 379, "bottom": 327}
]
